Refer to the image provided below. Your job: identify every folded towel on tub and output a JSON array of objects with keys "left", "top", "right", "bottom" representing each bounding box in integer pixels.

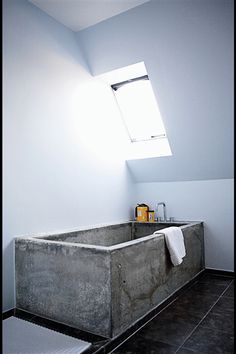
[{"left": 154, "top": 227, "right": 186, "bottom": 266}]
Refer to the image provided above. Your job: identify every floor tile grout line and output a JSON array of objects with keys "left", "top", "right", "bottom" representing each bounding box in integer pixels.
[
  {"left": 173, "top": 279, "right": 234, "bottom": 354},
  {"left": 12, "top": 273, "right": 205, "bottom": 353},
  {"left": 193, "top": 323, "right": 234, "bottom": 335},
  {"left": 107, "top": 278, "right": 234, "bottom": 354},
  {"left": 217, "top": 279, "right": 234, "bottom": 300},
  {"left": 105, "top": 299, "right": 181, "bottom": 354},
  {"left": 105, "top": 271, "right": 221, "bottom": 353},
  {"left": 105, "top": 283, "right": 202, "bottom": 354},
  {"left": 107, "top": 286, "right": 206, "bottom": 354},
  {"left": 13, "top": 277, "right": 234, "bottom": 354},
  {"left": 107, "top": 337, "right": 178, "bottom": 354}
]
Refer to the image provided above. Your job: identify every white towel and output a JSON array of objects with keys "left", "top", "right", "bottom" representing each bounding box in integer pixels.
[{"left": 154, "top": 227, "right": 186, "bottom": 266}]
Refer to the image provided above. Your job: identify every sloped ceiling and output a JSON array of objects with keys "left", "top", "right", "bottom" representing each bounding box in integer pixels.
[
  {"left": 28, "top": 0, "right": 151, "bottom": 31},
  {"left": 76, "top": 0, "right": 234, "bottom": 182}
]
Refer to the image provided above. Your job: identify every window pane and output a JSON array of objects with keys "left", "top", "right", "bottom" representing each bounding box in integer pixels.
[{"left": 113, "top": 79, "right": 166, "bottom": 142}]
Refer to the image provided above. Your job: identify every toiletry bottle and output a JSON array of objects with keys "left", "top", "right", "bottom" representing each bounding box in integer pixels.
[
  {"left": 148, "top": 210, "right": 155, "bottom": 222},
  {"left": 135, "top": 204, "right": 149, "bottom": 222}
]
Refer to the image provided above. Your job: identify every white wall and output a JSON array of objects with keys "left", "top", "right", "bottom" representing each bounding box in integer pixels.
[
  {"left": 77, "top": 0, "right": 234, "bottom": 273},
  {"left": 134, "top": 179, "right": 234, "bottom": 271},
  {"left": 77, "top": 0, "right": 234, "bottom": 182},
  {"left": 3, "top": 0, "right": 134, "bottom": 311},
  {"left": 3, "top": 0, "right": 233, "bottom": 312}
]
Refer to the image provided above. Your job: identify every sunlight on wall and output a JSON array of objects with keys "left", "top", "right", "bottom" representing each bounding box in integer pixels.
[{"left": 70, "top": 79, "right": 130, "bottom": 164}]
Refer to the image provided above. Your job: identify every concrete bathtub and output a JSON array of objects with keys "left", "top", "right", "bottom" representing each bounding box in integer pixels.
[{"left": 15, "top": 221, "right": 204, "bottom": 338}]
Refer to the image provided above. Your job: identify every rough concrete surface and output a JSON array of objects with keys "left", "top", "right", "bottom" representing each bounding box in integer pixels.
[
  {"left": 36, "top": 223, "right": 132, "bottom": 247},
  {"left": 110, "top": 222, "right": 204, "bottom": 336},
  {"left": 15, "top": 221, "right": 204, "bottom": 338},
  {"left": 15, "top": 240, "right": 112, "bottom": 336}
]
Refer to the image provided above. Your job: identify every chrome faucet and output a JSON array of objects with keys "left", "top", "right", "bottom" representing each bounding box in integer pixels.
[{"left": 157, "top": 202, "right": 167, "bottom": 222}]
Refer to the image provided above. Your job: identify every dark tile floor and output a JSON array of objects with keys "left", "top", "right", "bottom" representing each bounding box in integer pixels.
[
  {"left": 111, "top": 273, "right": 234, "bottom": 354},
  {"left": 5, "top": 271, "right": 234, "bottom": 354}
]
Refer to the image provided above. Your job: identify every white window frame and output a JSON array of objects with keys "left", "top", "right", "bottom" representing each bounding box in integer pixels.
[{"left": 111, "top": 75, "right": 167, "bottom": 143}]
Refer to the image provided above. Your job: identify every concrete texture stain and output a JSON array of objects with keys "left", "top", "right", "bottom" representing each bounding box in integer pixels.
[{"left": 15, "top": 221, "right": 204, "bottom": 337}]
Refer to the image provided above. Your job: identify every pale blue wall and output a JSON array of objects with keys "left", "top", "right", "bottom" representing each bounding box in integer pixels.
[
  {"left": 77, "top": 0, "right": 234, "bottom": 271},
  {"left": 3, "top": 0, "right": 134, "bottom": 311},
  {"left": 3, "top": 0, "right": 234, "bottom": 312},
  {"left": 134, "top": 179, "right": 234, "bottom": 271},
  {"left": 77, "top": 0, "right": 234, "bottom": 182}
]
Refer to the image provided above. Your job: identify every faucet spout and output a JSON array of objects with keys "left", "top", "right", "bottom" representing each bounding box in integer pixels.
[{"left": 157, "top": 202, "right": 167, "bottom": 222}]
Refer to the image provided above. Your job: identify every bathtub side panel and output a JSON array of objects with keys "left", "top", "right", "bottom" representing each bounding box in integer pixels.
[
  {"left": 110, "top": 223, "right": 204, "bottom": 336},
  {"left": 110, "top": 236, "right": 168, "bottom": 337},
  {"left": 15, "top": 239, "right": 111, "bottom": 337}
]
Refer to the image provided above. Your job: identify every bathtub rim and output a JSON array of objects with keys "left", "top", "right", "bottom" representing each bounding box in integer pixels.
[{"left": 14, "top": 221, "right": 203, "bottom": 252}]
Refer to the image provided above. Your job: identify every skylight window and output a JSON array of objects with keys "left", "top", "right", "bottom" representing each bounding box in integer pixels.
[
  {"left": 111, "top": 75, "right": 166, "bottom": 143},
  {"left": 97, "top": 61, "right": 172, "bottom": 159}
]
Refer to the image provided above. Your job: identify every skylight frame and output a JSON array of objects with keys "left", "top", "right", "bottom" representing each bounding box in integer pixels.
[{"left": 111, "top": 75, "right": 167, "bottom": 144}]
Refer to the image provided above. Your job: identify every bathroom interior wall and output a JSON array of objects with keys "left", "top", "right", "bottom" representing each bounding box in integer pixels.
[
  {"left": 134, "top": 179, "right": 234, "bottom": 271},
  {"left": 77, "top": 0, "right": 233, "bottom": 182},
  {"left": 3, "top": 0, "right": 134, "bottom": 311},
  {"left": 77, "top": 0, "right": 234, "bottom": 271},
  {"left": 3, "top": 0, "right": 233, "bottom": 312}
]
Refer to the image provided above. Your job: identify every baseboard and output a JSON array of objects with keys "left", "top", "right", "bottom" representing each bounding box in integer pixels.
[
  {"left": 2, "top": 308, "right": 15, "bottom": 320},
  {"left": 205, "top": 268, "right": 234, "bottom": 277}
]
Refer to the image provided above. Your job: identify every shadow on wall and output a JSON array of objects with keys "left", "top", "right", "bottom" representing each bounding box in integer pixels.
[
  {"left": 3, "top": 239, "right": 15, "bottom": 311},
  {"left": 125, "top": 160, "right": 137, "bottom": 183},
  {"left": 4, "top": 0, "right": 91, "bottom": 75}
]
